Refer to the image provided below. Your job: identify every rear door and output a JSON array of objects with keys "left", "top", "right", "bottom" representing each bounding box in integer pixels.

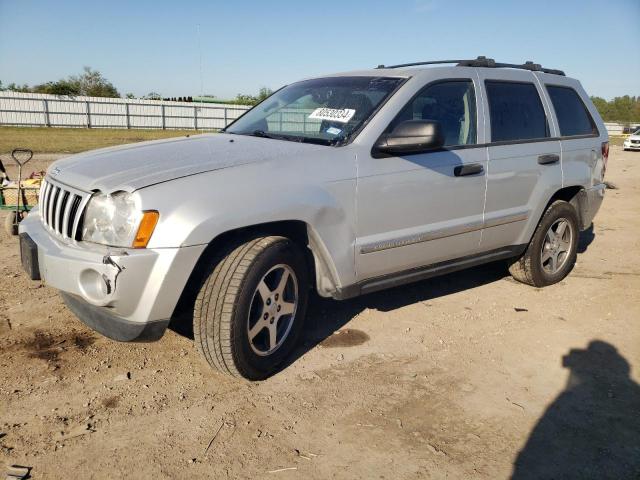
[
  {"left": 543, "top": 80, "right": 603, "bottom": 194},
  {"left": 476, "top": 70, "right": 562, "bottom": 251}
]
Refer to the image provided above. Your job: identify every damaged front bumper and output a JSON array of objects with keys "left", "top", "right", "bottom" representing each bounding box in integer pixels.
[
  {"left": 59, "top": 292, "right": 168, "bottom": 341},
  {"left": 18, "top": 207, "right": 206, "bottom": 341}
]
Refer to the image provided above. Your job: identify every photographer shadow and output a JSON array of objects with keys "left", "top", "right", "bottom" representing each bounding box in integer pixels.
[
  {"left": 512, "top": 340, "right": 640, "bottom": 479},
  {"left": 577, "top": 223, "right": 595, "bottom": 254}
]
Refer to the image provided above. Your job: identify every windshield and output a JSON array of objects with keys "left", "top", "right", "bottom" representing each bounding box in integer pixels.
[
  {"left": 634, "top": 129, "right": 640, "bottom": 136},
  {"left": 225, "top": 76, "right": 404, "bottom": 145}
]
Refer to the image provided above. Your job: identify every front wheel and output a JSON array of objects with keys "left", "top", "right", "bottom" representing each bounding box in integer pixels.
[
  {"left": 508, "top": 200, "right": 579, "bottom": 287},
  {"left": 194, "top": 236, "right": 309, "bottom": 380}
]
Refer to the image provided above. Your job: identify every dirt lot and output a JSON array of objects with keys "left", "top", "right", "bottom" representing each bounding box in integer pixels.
[{"left": 1, "top": 147, "right": 639, "bottom": 479}]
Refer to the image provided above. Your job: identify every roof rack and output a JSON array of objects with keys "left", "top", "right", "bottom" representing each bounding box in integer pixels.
[{"left": 376, "top": 56, "right": 565, "bottom": 76}]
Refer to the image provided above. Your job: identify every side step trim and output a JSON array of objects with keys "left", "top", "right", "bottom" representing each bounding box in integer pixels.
[{"left": 334, "top": 245, "right": 526, "bottom": 300}]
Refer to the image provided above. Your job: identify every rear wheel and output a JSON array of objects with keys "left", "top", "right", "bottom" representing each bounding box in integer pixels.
[
  {"left": 193, "top": 236, "right": 309, "bottom": 380},
  {"left": 508, "top": 200, "right": 579, "bottom": 287}
]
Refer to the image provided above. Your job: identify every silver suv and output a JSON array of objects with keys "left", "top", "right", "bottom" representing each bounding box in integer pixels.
[{"left": 19, "top": 57, "right": 608, "bottom": 380}]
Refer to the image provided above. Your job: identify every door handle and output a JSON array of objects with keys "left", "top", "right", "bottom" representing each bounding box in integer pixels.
[
  {"left": 538, "top": 154, "right": 560, "bottom": 165},
  {"left": 454, "top": 163, "right": 484, "bottom": 177}
]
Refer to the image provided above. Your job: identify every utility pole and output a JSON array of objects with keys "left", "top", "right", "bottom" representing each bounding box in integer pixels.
[{"left": 197, "top": 24, "right": 204, "bottom": 130}]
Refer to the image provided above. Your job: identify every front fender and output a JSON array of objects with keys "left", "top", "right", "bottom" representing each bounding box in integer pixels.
[{"left": 137, "top": 157, "right": 358, "bottom": 293}]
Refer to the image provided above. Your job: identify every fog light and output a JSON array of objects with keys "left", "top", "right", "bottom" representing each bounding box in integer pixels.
[{"left": 79, "top": 269, "right": 110, "bottom": 302}]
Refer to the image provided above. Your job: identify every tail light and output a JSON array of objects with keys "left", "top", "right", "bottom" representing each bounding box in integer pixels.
[
  {"left": 601, "top": 141, "right": 609, "bottom": 178},
  {"left": 601, "top": 141, "right": 609, "bottom": 163}
]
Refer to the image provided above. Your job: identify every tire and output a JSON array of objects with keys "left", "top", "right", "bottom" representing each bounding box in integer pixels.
[
  {"left": 4, "top": 211, "right": 21, "bottom": 236},
  {"left": 194, "top": 236, "right": 309, "bottom": 380},
  {"left": 508, "top": 200, "right": 579, "bottom": 287}
]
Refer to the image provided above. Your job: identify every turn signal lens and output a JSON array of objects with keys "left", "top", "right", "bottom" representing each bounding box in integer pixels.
[{"left": 132, "top": 211, "right": 159, "bottom": 248}]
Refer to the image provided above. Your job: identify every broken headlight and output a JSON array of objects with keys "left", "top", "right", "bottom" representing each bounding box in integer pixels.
[{"left": 82, "top": 191, "right": 143, "bottom": 247}]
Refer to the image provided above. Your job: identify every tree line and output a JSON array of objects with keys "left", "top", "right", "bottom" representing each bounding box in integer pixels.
[
  {"left": 1, "top": 68, "right": 638, "bottom": 119},
  {"left": 0, "top": 67, "right": 272, "bottom": 105},
  {"left": 1, "top": 67, "right": 120, "bottom": 97},
  {"left": 590, "top": 96, "right": 640, "bottom": 123}
]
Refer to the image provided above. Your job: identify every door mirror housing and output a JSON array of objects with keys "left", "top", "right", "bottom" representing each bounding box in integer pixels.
[{"left": 373, "top": 120, "right": 445, "bottom": 157}]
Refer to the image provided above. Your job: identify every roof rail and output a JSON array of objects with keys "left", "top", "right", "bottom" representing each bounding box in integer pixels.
[
  {"left": 376, "top": 56, "right": 565, "bottom": 76},
  {"left": 376, "top": 59, "right": 470, "bottom": 69}
]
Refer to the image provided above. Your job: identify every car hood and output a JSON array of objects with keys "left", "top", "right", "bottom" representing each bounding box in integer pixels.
[
  {"left": 48, "top": 133, "right": 328, "bottom": 192},
  {"left": 628, "top": 135, "right": 640, "bottom": 141}
]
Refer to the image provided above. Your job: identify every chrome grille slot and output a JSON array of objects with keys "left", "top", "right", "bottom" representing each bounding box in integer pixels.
[
  {"left": 49, "top": 186, "right": 60, "bottom": 230},
  {"left": 46, "top": 184, "right": 56, "bottom": 228},
  {"left": 40, "top": 178, "right": 90, "bottom": 241},
  {"left": 68, "top": 194, "right": 83, "bottom": 238},
  {"left": 57, "top": 191, "right": 70, "bottom": 232},
  {"left": 42, "top": 182, "right": 52, "bottom": 225}
]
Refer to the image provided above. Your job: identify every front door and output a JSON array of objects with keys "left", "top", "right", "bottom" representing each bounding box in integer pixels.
[{"left": 355, "top": 77, "right": 487, "bottom": 281}]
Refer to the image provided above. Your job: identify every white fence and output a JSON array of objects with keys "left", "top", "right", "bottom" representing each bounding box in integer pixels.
[
  {"left": 605, "top": 123, "right": 624, "bottom": 135},
  {"left": 0, "top": 91, "right": 252, "bottom": 130},
  {"left": 604, "top": 122, "right": 640, "bottom": 136}
]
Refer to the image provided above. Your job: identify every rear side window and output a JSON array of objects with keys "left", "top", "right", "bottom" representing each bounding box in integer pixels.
[
  {"left": 546, "top": 85, "right": 598, "bottom": 137},
  {"left": 485, "top": 81, "right": 549, "bottom": 142}
]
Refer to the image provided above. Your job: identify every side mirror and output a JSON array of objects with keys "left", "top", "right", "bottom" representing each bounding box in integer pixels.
[{"left": 373, "top": 120, "right": 444, "bottom": 156}]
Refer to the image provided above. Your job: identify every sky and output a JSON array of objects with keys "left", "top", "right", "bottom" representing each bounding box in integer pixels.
[{"left": 0, "top": 0, "right": 638, "bottom": 100}]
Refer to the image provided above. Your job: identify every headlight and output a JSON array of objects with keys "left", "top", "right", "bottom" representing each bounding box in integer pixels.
[{"left": 82, "top": 192, "right": 158, "bottom": 248}]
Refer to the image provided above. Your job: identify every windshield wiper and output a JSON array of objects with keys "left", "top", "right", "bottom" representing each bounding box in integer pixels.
[
  {"left": 251, "top": 130, "right": 306, "bottom": 142},
  {"left": 251, "top": 129, "right": 278, "bottom": 139},
  {"left": 248, "top": 130, "right": 335, "bottom": 146},
  {"left": 252, "top": 130, "right": 314, "bottom": 143},
  {"left": 300, "top": 137, "right": 334, "bottom": 146}
]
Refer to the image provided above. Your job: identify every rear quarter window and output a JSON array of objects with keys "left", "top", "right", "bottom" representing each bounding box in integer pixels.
[
  {"left": 546, "top": 85, "right": 598, "bottom": 137},
  {"left": 485, "top": 81, "right": 549, "bottom": 142}
]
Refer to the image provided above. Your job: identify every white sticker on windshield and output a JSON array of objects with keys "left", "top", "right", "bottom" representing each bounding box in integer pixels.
[
  {"left": 309, "top": 108, "right": 356, "bottom": 123},
  {"left": 326, "top": 127, "right": 342, "bottom": 136}
]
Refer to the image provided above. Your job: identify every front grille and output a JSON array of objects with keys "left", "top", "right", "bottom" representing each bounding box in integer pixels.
[{"left": 39, "top": 178, "right": 90, "bottom": 240}]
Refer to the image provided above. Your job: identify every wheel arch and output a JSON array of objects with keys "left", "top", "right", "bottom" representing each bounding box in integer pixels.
[
  {"left": 169, "top": 219, "right": 341, "bottom": 332},
  {"left": 545, "top": 185, "right": 590, "bottom": 231},
  {"left": 518, "top": 185, "right": 588, "bottom": 249}
]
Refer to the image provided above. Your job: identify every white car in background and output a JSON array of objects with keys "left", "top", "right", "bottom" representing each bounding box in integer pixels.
[{"left": 623, "top": 129, "right": 640, "bottom": 150}]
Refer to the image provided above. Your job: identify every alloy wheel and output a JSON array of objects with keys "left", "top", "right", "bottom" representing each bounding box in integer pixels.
[
  {"left": 246, "top": 264, "right": 298, "bottom": 356},
  {"left": 540, "top": 218, "right": 573, "bottom": 275}
]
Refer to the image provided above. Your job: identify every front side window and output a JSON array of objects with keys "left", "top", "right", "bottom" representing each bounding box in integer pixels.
[
  {"left": 226, "top": 76, "right": 404, "bottom": 145},
  {"left": 387, "top": 80, "right": 477, "bottom": 147},
  {"left": 486, "top": 81, "right": 549, "bottom": 142},
  {"left": 546, "top": 85, "right": 598, "bottom": 137}
]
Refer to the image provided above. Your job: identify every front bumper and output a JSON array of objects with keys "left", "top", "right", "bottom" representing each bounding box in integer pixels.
[
  {"left": 623, "top": 142, "right": 640, "bottom": 150},
  {"left": 19, "top": 206, "right": 206, "bottom": 341},
  {"left": 61, "top": 292, "right": 168, "bottom": 341}
]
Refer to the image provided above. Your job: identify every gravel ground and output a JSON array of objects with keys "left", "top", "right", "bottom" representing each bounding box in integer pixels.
[{"left": 1, "top": 147, "right": 639, "bottom": 479}]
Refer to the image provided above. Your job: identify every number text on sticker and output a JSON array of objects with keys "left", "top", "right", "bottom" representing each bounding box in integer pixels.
[{"left": 309, "top": 108, "right": 356, "bottom": 123}]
